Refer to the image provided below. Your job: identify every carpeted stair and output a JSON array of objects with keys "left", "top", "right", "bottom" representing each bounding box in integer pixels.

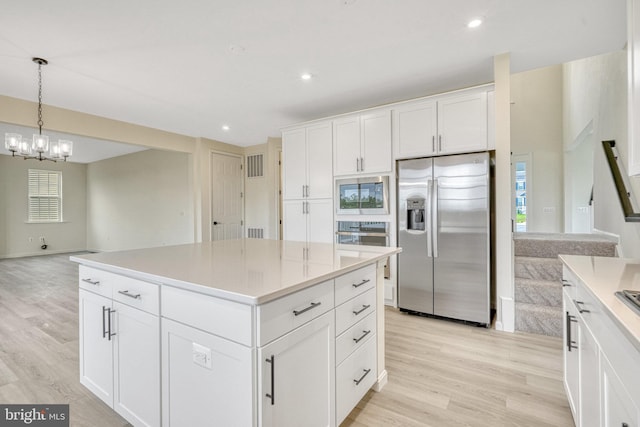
[{"left": 513, "top": 233, "right": 617, "bottom": 337}]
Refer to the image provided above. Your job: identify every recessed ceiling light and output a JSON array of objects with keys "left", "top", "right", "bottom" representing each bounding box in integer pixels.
[
  {"left": 301, "top": 73, "right": 313, "bottom": 81},
  {"left": 222, "top": 125, "right": 230, "bottom": 131},
  {"left": 467, "top": 18, "right": 483, "bottom": 28}
]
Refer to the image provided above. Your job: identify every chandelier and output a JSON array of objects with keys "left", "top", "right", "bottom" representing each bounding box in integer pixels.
[{"left": 4, "top": 57, "right": 73, "bottom": 162}]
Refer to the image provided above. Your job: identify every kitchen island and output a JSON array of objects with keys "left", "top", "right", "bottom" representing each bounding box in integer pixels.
[
  {"left": 71, "top": 239, "right": 400, "bottom": 427},
  {"left": 560, "top": 255, "right": 640, "bottom": 427}
]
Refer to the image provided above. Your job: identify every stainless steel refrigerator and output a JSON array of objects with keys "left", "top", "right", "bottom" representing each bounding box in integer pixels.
[{"left": 397, "top": 152, "right": 490, "bottom": 325}]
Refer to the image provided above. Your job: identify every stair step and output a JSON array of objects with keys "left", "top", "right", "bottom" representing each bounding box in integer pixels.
[
  {"left": 514, "top": 256, "right": 563, "bottom": 281},
  {"left": 515, "top": 302, "right": 562, "bottom": 337},
  {"left": 514, "top": 278, "right": 562, "bottom": 307},
  {"left": 514, "top": 232, "right": 617, "bottom": 258}
]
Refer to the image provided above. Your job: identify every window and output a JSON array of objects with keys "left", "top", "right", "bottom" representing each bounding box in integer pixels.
[{"left": 28, "top": 169, "right": 62, "bottom": 222}]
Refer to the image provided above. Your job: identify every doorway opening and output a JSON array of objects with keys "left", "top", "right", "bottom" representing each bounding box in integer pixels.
[{"left": 512, "top": 153, "right": 531, "bottom": 232}]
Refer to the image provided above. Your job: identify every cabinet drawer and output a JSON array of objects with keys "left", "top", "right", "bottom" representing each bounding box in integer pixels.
[
  {"left": 562, "top": 266, "right": 578, "bottom": 301},
  {"left": 79, "top": 265, "right": 113, "bottom": 298},
  {"left": 335, "top": 287, "right": 376, "bottom": 336},
  {"left": 336, "top": 336, "right": 377, "bottom": 425},
  {"left": 257, "top": 279, "right": 334, "bottom": 346},
  {"left": 334, "top": 265, "right": 376, "bottom": 307},
  {"left": 335, "top": 311, "right": 376, "bottom": 365},
  {"left": 112, "top": 276, "right": 159, "bottom": 315},
  {"left": 161, "top": 286, "right": 253, "bottom": 347}
]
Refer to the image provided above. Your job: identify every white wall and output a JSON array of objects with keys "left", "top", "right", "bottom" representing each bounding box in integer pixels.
[
  {"left": 86, "top": 149, "right": 195, "bottom": 251},
  {"left": 563, "top": 50, "right": 640, "bottom": 257},
  {"left": 0, "top": 154, "right": 87, "bottom": 258},
  {"left": 511, "top": 65, "right": 564, "bottom": 232}
]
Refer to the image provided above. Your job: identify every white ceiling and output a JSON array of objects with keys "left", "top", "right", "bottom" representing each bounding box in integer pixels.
[{"left": 0, "top": 0, "right": 628, "bottom": 149}]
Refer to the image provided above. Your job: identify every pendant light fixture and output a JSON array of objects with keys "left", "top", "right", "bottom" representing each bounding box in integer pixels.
[{"left": 4, "top": 57, "right": 73, "bottom": 162}]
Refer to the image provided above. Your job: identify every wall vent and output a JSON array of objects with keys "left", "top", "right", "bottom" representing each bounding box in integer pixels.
[
  {"left": 246, "top": 154, "right": 264, "bottom": 178},
  {"left": 247, "top": 227, "right": 264, "bottom": 238}
]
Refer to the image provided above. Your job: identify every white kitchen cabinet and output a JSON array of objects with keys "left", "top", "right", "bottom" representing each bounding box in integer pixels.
[
  {"left": 283, "top": 198, "right": 333, "bottom": 244},
  {"left": 282, "top": 123, "right": 333, "bottom": 200},
  {"left": 334, "top": 111, "right": 391, "bottom": 176},
  {"left": 78, "top": 267, "right": 160, "bottom": 427},
  {"left": 628, "top": 0, "right": 640, "bottom": 176},
  {"left": 259, "top": 311, "right": 335, "bottom": 427},
  {"left": 579, "top": 321, "right": 600, "bottom": 427},
  {"left": 393, "top": 88, "right": 489, "bottom": 159},
  {"left": 161, "top": 318, "right": 254, "bottom": 427},
  {"left": 602, "top": 354, "right": 639, "bottom": 427},
  {"left": 563, "top": 293, "right": 580, "bottom": 424}
]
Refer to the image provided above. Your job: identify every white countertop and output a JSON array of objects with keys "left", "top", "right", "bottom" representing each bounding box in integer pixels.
[
  {"left": 560, "top": 255, "right": 640, "bottom": 350},
  {"left": 71, "top": 239, "right": 401, "bottom": 305}
]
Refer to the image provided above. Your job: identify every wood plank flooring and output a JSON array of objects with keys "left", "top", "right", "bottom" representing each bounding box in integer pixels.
[{"left": 0, "top": 253, "right": 573, "bottom": 427}]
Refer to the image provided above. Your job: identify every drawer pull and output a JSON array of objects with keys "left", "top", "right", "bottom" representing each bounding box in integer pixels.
[
  {"left": 574, "top": 300, "right": 591, "bottom": 313},
  {"left": 352, "top": 279, "right": 371, "bottom": 288},
  {"left": 353, "top": 304, "right": 371, "bottom": 316},
  {"left": 353, "top": 368, "right": 372, "bottom": 386},
  {"left": 265, "top": 355, "right": 275, "bottom": 405},
  {"left": 293, "top": 301, "right": 321, "bottom": 316},
  {"left": 561, "top": 279, "right": 571, "bottom": 287},
  {"left": 353, "top": 330, "right": 371, "bottom": 344},
  {"left": 82, "top": 278, "right": 100, "bottom": 286},
  {"left": 118, "top": 290, "right": 141, "bottom": 300}
]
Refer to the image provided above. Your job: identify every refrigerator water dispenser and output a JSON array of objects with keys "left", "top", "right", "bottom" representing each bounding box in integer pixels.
[{"left": 407, "top": 198, "right": 425, "bottom": 230}]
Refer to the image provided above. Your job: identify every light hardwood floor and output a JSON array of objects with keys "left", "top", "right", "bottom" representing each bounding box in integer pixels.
[{"left": 0, "top": 253, "right": 573, "bottom": 427}]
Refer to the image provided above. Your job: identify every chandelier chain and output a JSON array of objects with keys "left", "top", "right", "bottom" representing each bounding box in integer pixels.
[{"left": 37, "top": 63, "right": 44, "bottom": 134}]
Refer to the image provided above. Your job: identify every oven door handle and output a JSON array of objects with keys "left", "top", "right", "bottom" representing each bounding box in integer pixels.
[{"left": 335, "top": 231, "right": 388, "bottom": 237}]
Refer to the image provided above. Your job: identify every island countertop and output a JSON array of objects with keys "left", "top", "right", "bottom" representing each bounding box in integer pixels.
[
  {"left": 71, "top": 239, "right": 401, "bottom": 305},
  {"left": 560, "top": 254, "right": 640, "bottom": 351}
]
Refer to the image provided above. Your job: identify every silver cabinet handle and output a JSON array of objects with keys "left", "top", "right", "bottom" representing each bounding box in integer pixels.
[
  {"left": 356, "top": 157, "right": 360, "bottom": 172},
  {"left": 306, "top": 185, "right": 310, "bottom": 198},
  {"left": 302, "top": 184, "right": 305, "bottom": 198},
  {"left": 102, "top": 306, "right": 116, "bottom": 340},
  {"left": 265, "top": 355, "right": 275, "bottom": 405},
  {"left": 306, "top": 201, "right": 310, "bottom": 215},
  {"left": 118, "top": 290, "right": 141, "bottom": 300},
  {"left": 360, "top": 157, "right": 364, "bottom": 171},
  {"left": 353, "top": 330, "right": 371, "bottom": 344},
  {"left": 353, "top": 304, "right": 370, "bottom": 316},
  {"left": 432, "top": 135, "right": 435, "bottom": 152},
  {"left": 82, "top": 278, "right": 100, "bottom": 286},
  {"left": 102, "top": 306, "right": 108, "bottom": 338},
  {"left": 353, "top": 368, "right": 371, "bottom": 385},
  {"left": 352, "top": 279, "right": 370, "bottom": 288},
  {"left": 438, "top": 135, "right": 442, "bottom": 151},
  {"left": 565, "top": 311, "right": 578, "bottom": 351},
  {"left": 574, "top": 300, "right": 590, "bottom": 313},
  {"left": 562, "top": 279, "right": 571, "bottom": 287},
  {"left": 293, "top": 301, "right": 321, "bottom": 316}
]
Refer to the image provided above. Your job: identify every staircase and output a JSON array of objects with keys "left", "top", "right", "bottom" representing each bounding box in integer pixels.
[{"left": 514, "top": 233, "right": 617, "bottom": 337}]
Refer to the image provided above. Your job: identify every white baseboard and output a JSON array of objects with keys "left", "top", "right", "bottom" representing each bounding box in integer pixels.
[
  {"left": 496, "top": 296, "right": 515, "bottom": 332},
  {"left": 373, "top": 369, "right": 388, "bottom": 392},
  {"left": 0, "top": 248, "right": 87, "bottom": 260}
]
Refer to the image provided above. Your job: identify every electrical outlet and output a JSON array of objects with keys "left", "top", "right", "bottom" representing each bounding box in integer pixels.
[
  {"left": 28, "top": 237, "right": 33, "bottom": 242},
  {"left": 39, "top": 236, "right": 45, "bottom": 243},
  {"left": 192, "top": 343, "right": 212, "bottom": 369}
]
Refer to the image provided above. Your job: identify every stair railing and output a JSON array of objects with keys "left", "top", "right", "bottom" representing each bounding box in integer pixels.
[{"left": 602, "top": 140, "right": 640, "bottom": 222}]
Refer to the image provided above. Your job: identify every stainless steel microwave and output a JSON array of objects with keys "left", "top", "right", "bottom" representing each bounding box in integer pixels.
[{"left": 336, "top": 176, "right": 389, "bottom": 215}]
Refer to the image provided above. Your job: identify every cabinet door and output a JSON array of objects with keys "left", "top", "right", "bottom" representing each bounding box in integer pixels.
[
  {"left": 306, "top": 199, "right": 334, "bottom": 244},
  {"left": 306, "top": 123, "right": 333, "bottom": 199},
  {"left": 361, "top": 111, "right": 392, "bottom": 174},
  {"left": 283, "top": 200, "right": 308, "bottom": 242},
  {"left": 79, "top": 289, "right": 114, "bottom": 407},
  {"left": 579, "top": 322, "right": 600, "bottom": 427},
  {"left": 283, "top": 128, "right": 307, "bottom": 200},
  {"left": 602, "top": 354, "right": 639, "bottom": 427},
  {"left": 259, "top": 311, "right": 335, "bottom": 427},
  {"left": 162, "top": 318, "right": 254, "bottom": 427},
  {"left": 333, "top": 116, "right": 361, "bottom": 176},
  {"left": 113, "top": 302, "right": 160, "bottom": 427},
  {"left": 563, "top": 295, "right": 580, "bottom": 423},
  {"left": 437, "top": 91, "right": 488, "bottom": 154},
  {"left": 393, "top": 101, "right": 437, "bottom": 159}
]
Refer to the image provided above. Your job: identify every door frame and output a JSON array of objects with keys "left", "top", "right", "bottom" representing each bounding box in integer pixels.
[{"left": 210, "top": 150, "right": 244, "bottom": 241}]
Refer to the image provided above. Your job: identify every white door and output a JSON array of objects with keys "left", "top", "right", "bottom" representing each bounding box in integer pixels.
[
  {"left": 211, "top": 152, "right": 243, "bottom": 240},
  {"left": 333, "top": 116, "right": 361, "bottom": 176},
  {"left": 79, "top": 289, "right": 114, "bottom": 407},
  {"left": 113, "top": 302, "right": 160, "bottom": 427},
  {"left": 437, "top": 91, "right": 487, "bottom": 154},
  {"left": 361, "top": 110, "right": 392, "bottom": 174},
  {"left": 259, "top": 311, "right": 335, "bottom": 427},
  {"left": 393, "top": 100, "right": 437, "bottom": 159}
]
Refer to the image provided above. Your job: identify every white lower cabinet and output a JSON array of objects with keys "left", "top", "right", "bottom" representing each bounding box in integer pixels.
[
  {"left": 562, "top": 265, "right": 640, "bottom": 427},
  {"left": 161, "top": 318, "right": 254, "bottom": 427},
  {"left": 259, "top": 311, "right": 335, "bottom": 427},
  {"left": 336, "top": 335, "right": 376, "bottom": 424},
  {"left": 79, "top": 287, "right": 160, "bottom": 427}
]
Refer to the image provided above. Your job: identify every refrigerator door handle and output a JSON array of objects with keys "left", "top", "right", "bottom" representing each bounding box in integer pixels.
[
  {"left": 433, "top": 178, "right": 439, "bottom": 258},
  {"left": 426, "top": 178, "right": 433, "bottom": 257}
]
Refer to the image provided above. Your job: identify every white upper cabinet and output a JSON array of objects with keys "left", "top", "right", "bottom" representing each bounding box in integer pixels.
[
  {"left": 393, "top": 100, "right": 437, "bottom": 159},
  {"left": 628, "top": 0, "right": 640, "bottom": 175},
  {"left": 334, "top": 111, "right": 392, "bottom": 176},
  {"left": 282, "top": 123, "right": 333, "bottom": 200},
  {"left": 393, "top": 88, "right": 490, "bottom": 159}
]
